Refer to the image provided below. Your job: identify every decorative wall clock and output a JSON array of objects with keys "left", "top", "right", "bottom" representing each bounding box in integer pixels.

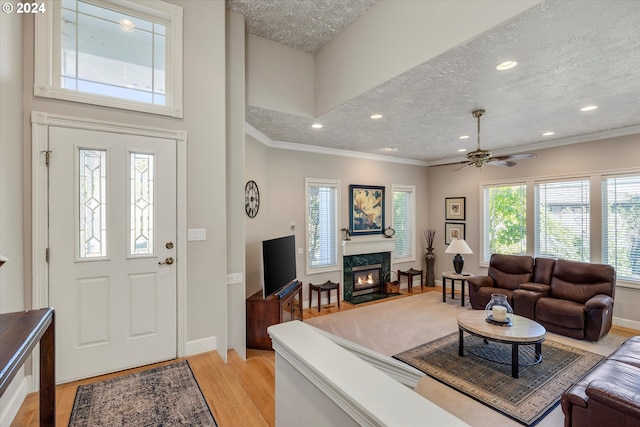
[{"left": 245, "top": 180, "right": 260, "bottom": 218}]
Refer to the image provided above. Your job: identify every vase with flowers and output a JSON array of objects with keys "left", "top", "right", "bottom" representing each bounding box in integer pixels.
[{"left": 424, "top": 229, "right": 436, "bottom": 287}]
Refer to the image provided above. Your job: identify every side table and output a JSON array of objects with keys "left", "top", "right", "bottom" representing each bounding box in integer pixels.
[
  {"left": 309, "top": 280, "right": 341, "bottom": 312},
  {"left": 442, "top": 271, "right": 471, "bottom": 307},
  {"left": 398, "top": 268, "right": 424, "bottom": 293}
]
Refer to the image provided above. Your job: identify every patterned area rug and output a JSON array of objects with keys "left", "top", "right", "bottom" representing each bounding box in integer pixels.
[
  {"left": 394, "top": 332, "right": 603, "bottom": 426},
  {"left": 68, "top": 360, "right": 217, "bottom": 426}
]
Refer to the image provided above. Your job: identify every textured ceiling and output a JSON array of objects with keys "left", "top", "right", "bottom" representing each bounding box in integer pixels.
[{"left": 229, "top": 0, "right": 640, "bottom": 165}]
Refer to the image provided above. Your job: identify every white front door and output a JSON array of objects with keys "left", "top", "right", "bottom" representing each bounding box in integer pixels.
[{"left": 48, "top": 126, "right": 177, "bottom": 382}]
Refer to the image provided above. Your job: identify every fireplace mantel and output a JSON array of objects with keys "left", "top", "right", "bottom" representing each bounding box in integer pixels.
[{"left": 342, "top": 236, "right": 395, "bottom": 256}]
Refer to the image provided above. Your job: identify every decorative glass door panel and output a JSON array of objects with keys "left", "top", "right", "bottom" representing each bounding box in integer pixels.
[
  {"left": 78, "top": 148, "right": 107, "bottom": 259},
  {"left": 130, "top": 152, "right": 155, "bottom": 256}
]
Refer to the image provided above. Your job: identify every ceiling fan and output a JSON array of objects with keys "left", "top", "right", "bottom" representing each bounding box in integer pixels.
[{"left": 459, "top": 109, "right": 536, "bottom": 169}]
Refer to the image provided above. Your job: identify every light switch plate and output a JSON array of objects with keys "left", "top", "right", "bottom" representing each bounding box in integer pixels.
[{"left": 188, "top": 228, "right": 206, "bottom": 241}]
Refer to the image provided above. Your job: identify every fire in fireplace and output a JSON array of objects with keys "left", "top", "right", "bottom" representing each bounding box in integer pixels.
[{"left": 352, "top": 264, "right": 382, "bottom": 296}]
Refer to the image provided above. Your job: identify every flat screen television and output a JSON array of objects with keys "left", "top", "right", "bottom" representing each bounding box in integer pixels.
[{"left": 262, "top": 235, "right": 297, "bottom": 299}]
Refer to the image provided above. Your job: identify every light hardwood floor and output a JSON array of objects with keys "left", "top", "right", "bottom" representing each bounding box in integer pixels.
[{"left": 12, "top": 287, "right": 638, "bottom": 427}]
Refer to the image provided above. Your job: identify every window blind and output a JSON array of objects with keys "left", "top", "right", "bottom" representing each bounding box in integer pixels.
[
  {"left": 307, "top": 182, "right": 337, "bottom": 269},
  {"left": 392, "top": 188, "right": 414, "bottom": 259},
  {"left": 603, "top": 174, "right": 640, "bottom": 281},
  {"left": 535, "top": 179, "right": 590, "bottom": 261}
]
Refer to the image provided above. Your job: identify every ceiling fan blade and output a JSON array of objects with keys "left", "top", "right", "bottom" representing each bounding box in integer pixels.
[
  {"left": 492, "top": 153, "right": 537, "bottom": 161},
  {"left": 488, "top": 159, "right": 516, "bottom": 167},
  {"left": 455, "top": 162, "right": 473, "bottom": 171}
]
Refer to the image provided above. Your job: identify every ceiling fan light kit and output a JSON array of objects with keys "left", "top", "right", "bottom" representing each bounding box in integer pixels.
[{"left": 459, "top": 109, "right": 536, "bottom": 169}]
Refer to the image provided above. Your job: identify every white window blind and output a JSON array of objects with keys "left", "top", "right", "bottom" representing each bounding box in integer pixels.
[
  {"left": 603, "top": 174, "right": 640, "bottom": 282},
  {"left": 306, "top": 178, "right": 339, "bottom": 273},
  {"left": 535, "top": 179, "right": 590, "bottom": 261},
  {"left": 482, "top": 183, "right": 526, "bottom": 263},
  {"left": 392, "top": 185, "right": 415, "bottom": 260}
]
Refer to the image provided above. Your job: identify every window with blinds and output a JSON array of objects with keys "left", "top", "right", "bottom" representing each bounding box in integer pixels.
[
  {"left": 603, "top": 174, "right": 640, "bottom": 282},
  {"left": 482, "top": 183, "right": 526, "bottom": 263},
  {"left": 392, "top": 185, "right": 415, "bottom": 260},
  {"left": 535, "top": 179, "right": 590, "bottom": 261},
  {"left": 305, "top": 178, "right": 340, "bottom": 273}
]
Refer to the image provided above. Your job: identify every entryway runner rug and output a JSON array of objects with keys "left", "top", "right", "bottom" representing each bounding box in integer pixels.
[
  {"left": 393, "top": 332, "right": 603, "bottom": 426},
  {"left": 68, "top": 360, "right": 217, "bottom": 426}
]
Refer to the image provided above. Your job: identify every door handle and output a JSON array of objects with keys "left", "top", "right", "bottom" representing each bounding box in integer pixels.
[{"left": 159, "top": 257, "right": 174, "bottom": 265}]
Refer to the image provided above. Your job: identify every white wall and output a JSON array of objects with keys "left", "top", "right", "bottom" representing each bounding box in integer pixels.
[
  {"left": 428, "top": 134, "right": 640, "bottom": 328},
  {"left": 245, "top": 136, "right": 430, "bottom": 305}
]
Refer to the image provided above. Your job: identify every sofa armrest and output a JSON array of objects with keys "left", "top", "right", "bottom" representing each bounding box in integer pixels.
[
  {"left": 585, "top": 294, "right": 614, "bottom": 310},
  {"left": 586, "top": 380, "right": 640, "bottom": 419},
  {"left": 466, "top": 275, "right": 494, "bottom": 289},
  {"left": 518, "top": 282, "right": 550, "bottom": 293}
]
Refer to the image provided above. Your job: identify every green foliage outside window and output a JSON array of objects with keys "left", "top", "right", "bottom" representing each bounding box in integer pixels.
[{"left": 487, "top": 185, "right": 526, "bottom": 255}]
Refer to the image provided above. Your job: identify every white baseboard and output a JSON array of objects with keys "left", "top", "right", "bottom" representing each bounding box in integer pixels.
[
  {"left": 186, "top": 336, "right": 217, "bottom": 356},
  {"left": 0, "top": 373, "right": 28, "bottom": 427},
  {"left": 613, "top": 316, "right": 640, "bottom": 332}
]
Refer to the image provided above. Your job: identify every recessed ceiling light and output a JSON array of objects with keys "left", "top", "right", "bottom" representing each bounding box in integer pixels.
[
  {"left": 382, "top": 147, "right": 399, "bottom": 152},
  {"left": 370, "top": 114, "right": 383, "bottom": 119},
  {"left": 459, "top": 135, "right": 470, "bottom": 140},
  {"left": 311, "top": 123, "right": 323, "bottom": 129},
  {"left": 458, "top": 148, "right": 467, "bottom": 152},
  {"left": 580, "top": 105, "right": 598, "bottom": 112},
  {"left": 542, "top": 131, "right": 555, "bottom": 136},
  {"left": 496, "top": 61, "right": 518, "bottom": 71}
]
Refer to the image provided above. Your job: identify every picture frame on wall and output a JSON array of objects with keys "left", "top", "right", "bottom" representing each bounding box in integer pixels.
[
  {"left": 349, "top": 184, "right": 385, "bottom": 235},
  {"left": 445, "top": 222, "right": 466, "bottom": 244},
  {"left": 445, "top": 197, "right": 466, "bottom": 221}
]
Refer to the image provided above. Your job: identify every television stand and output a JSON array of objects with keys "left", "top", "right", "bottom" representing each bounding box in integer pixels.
[{"left": 246, "top": 281, "right": 303, "bottom": 350}]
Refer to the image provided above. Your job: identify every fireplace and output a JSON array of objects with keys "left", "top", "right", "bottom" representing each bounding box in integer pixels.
[
  {"left": 352, "top": 264, "right": 382, "bottom": 296},
  {"left": 343, "top": 251, "right": 391, "bottom": 302}
]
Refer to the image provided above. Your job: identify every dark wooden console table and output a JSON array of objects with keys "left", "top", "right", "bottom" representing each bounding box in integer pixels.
[
  {"left": 0, "top": 308, "right": 55, "bottom": 426},
  {"left": 246, "top": 282, "right": 303, "bottom": 350}
]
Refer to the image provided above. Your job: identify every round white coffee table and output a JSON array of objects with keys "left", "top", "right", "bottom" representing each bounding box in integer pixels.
[{"left": 457, "top": 310, "right": 546, "bottom": 378}]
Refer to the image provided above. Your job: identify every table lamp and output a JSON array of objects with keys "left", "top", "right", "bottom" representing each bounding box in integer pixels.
[{"left": 445, "top": 238, "right": 473, "bottom": 274}]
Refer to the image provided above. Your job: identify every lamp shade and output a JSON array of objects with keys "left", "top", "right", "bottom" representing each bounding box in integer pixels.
[{"left": 445, "top": 238, "right": 473, "bottom": 255}]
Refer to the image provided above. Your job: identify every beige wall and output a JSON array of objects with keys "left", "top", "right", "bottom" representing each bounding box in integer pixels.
[
  {"left": 247, "top": 34, "right": 315, "bottom": 117},
  {"left": 428, "top": 134, "right": 640, "bottom": 328},
  {"left": 245, "top": 136, "right": 430, "bottom": 304},
  {"left": 0, "top": 5, "right": 24, "bottom": 314},
  {"left": 314, "top": 0, "right": 540, "bottom": 115},
  {"left": 17, "top": 0, "right": 230, "bottom": 352}
]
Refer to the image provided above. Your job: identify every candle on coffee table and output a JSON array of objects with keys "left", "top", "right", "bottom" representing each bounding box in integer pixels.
[{"left": 492, "top": 305, "right": 507, "bottom": 322}]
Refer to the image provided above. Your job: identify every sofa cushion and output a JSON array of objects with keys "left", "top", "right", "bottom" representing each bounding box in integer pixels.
[
  {"left": 550, "top": 259, "right": 615, "bottom": 304},
  {"left": 536, "top": 297, "right": 584, "bottom": 329},
  {"left": 488, "top": 254, "right": 534, "bottom": 290},
  {"left": 608, "top": 336, "right": 640, "bottom": 368}
]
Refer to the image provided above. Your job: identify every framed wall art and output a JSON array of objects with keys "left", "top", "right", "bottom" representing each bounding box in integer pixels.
[
  {"left": 445, "top": 222, "right": 466, "bottom": 245},
  {"left": 445, "top": 197, "right": 466, "bottom": 221},
  {"left": 349, "top": 184, "right": 385, "bottom": 235}
]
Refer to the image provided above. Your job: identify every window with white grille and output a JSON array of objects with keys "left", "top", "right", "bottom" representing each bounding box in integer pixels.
[
  {"left": 35, "top": 0, "right": 183, "bottom": 117},
  {"left": 481, "top": 183, "right": 527, "bottom": 263},
  {"left": 305, "top": 178, "right": 340, "bottom": 274},
  {"left": 392, "top": 185, "right": 415, "bottom": 261}
]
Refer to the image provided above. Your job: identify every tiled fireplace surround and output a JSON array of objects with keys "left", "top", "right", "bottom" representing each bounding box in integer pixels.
[{"left": 342, "top": 237, "right": 395, "bottom": 302}]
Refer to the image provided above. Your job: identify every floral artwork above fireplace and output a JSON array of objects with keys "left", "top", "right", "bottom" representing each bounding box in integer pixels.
[{"left": 349, "top": 185, "right": 384, "bottom": 235}]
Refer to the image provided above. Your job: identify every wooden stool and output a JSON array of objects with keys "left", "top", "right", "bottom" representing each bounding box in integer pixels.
[
  {"left": 309, "top": 280, "right": 341, "bottom": 312},
  {"left": 398, "top": 268, "right": 424, "bottom": 293}
]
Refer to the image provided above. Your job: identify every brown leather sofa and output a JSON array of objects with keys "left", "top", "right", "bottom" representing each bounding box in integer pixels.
[
  {"left": 561, "top": 336, "right": 640, "bottom": 427},
  {"left": 468, "top": 255, "right": 616, "bottom": 341}
]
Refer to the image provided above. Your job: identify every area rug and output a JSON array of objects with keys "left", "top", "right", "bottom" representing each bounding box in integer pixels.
[
  {"left": 68, "top": 360, "right": 217, "bottom": 426},
  {"left": 393, "top": 332, "right": 603, "bottom": 426}
]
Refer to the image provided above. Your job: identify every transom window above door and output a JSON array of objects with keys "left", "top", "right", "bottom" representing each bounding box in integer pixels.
[{"left": 35, "top": 0, "right": 183, "bottom": 117}]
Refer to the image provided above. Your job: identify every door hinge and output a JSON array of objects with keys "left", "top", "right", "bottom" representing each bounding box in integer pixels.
[
  {"left": 46, "top": 248, "right": 50, "bottom": 263},
  {"left": 42, "top": 150, "right": 52, "bottom": 167}
]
